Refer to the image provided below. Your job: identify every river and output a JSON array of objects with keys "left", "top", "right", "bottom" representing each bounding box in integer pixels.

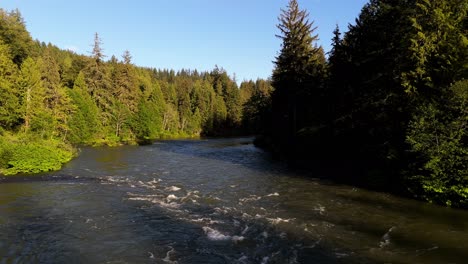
[{"left": 1, "top": 138, "right": 467, "bottom": 263}]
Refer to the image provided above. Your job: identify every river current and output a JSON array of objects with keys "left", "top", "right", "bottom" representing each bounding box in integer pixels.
[{"left": 1, "top": 138, "right": 468, "bottom": 263}]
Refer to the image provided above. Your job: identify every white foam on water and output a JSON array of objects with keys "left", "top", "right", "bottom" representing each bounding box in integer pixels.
[
  {"left": 162, "top": 246, "right": 177, "bottom": 263},
  {"left": 255, "top": 214, "right": 266, "bottom": 219},
  {"left": 335, "top": 252, "right": 349, "bottom": 258},
  {"left": 266, "top": 192, "right": 280, "bottom": 197},
  {"left": 127, "top": 192, "right": 162, "bottom": 198},
  {"left": 202, "top": 227, "right": 245, "bottom": 243},
  {"left": 203, "top": 226, "right": 231, "bottom": 241},
  {"left": 210, "top": 196, "right": 222, "bottom": 201},
  {"left": 166, "top": 194, "right": 179, "bottom": 201},
  {"left": 103, "top": 176, "right": 129, "bottom": 183},
  {"left": 213, "top": 207, "right": 229, "bottom": 215},
  {"left": 266, "top": 217, "right": 294, "bottom": 225},
  {"left": 160, "top": 201, "right": 180, "bottom": 209},
  {"left": 241, "top": 213, "right": 252, "bottom": 219},
  {"left": 149, "top": 178, "right": 162, "bottom": 184},
  {"left": 236, "top": 255, "right": 248, "bottom": 263},
  {"left": 239, "top": 195, "right": 262, "bottom": 203},
  {"left": 314, "top": 204, "right": 326, "bottom": 215},
  {"left": 166, "top": 186, "right": 181, "bottom": 191},
  {"left": 260, "top": 256, "right": 269, "bottom": 264},
  {"left": 180, "top": 191, "right": 200, "bottom": 203},
  {"left": 303, "top": 238, "right": 322, "bottom": 249},
  {"left": 416, "top": 245, "right": 439, "bottom": 255},
  {"left": 232, "top": 235, "right": 245, "bottom": 243},
  {"left": 190, "top": 218, "right": 223, "bottom": 225},
  {"left": 380, "top": 226, "right": 396, "bottom": 248},
  {"left": 191, "top": 217, "right": 211, "bottom": 223},
  {"left": 127, "top": 195, "right": 181, "bottom": 209}
]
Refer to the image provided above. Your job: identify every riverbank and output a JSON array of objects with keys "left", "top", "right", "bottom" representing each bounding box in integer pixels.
[
  {"left": 0, "top": 132, "right": 203, "bottom": 176},
  {"left": 0, "top": 133, "right": 75, "bottom": 175}
]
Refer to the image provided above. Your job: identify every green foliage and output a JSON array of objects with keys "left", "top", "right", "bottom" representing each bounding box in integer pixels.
[
  {"left": 0, "top": 9, "right": 34, "bottom": 65},
  {"left": 248, "top": 0, "right": 468, "bottom": 208},
  {"left": 0, "top": 135, "right": 13, "bottom": 169},
  {"left": 0, "top": 135, "right": 74, "bottom": 175},
  {"left": 241, "top": 79, "right": 273, "bottom": 134},
  {"left": 0, "top": 8, "right": 253, "bottom": 176},
  {"left": 0, "top": 41, "right": 21, "bottom": 129},
  {"left": 67, "top": 72, "right": 101, "bottom": 144},
  {"left": 17, "top": 57, "right": 45, "bottom": 132},
  {"left": 406, "top": 80, "right": 468, "bottom": 207},
  {"left": 402, "top": 0, "right": 468, "bottom": 94}
]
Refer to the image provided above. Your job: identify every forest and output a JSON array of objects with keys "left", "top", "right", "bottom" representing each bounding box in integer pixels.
[
  {"left": 260, "top": 0, "right": 468, "bottom": 208},
  {"left": 1, "top": 0, "right": 467, "bottom": 208},
  {"left": 0, "top": 8, "right": 271, "bottom": 175}
]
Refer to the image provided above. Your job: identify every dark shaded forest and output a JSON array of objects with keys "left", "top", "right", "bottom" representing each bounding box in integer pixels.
[
  {"left": 1, "top": 0, "right": 467, "bottom": 208},
  {"left": 258, "top": 0, "right": 468, "bottom": 208}
]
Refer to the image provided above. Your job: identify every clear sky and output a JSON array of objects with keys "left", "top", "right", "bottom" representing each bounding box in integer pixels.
[{"left": 2, "top": 0, "right": 368, "bottom": 82}]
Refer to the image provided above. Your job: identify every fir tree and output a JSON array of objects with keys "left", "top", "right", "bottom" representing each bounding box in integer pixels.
[{"left": 271, "top": 0, "right": 325, "bottom": 155}]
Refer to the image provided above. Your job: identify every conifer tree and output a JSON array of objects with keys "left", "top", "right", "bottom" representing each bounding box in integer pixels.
[
  {"left": 0, "top": 9, "right": 34, "bottom": 65},
  {"left": 17, "top": 57, "right": 45, "bottom": 132},
  {"left": 67, "top": 72, "right": 100, "bottom": 144},
  {"left": 40, "top": 49, "right": 75, "bottom": 138},
  {"left": 84, "top": 33, "right": 112, "bottom": 113},
  {"left": 271, "top": 0, "right": 325, "bottom": 154},
  {"left": 0, "top": 42, "right": 20, "bottom": 129}
]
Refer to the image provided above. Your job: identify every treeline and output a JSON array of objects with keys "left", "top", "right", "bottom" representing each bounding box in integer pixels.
[
  {"left": 258, "top": 0, "right": 468, "bottom": 207},
  {"left": 0, "top": 8, "right": 271, "bottom": 175}
]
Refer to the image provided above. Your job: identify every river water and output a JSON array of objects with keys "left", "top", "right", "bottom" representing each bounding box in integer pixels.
[{"left": 1, "top": 138, "right": 467, "bottom": 263}]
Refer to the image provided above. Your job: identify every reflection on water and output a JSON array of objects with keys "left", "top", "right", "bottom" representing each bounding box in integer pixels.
[{"left": 1, "top": 137, "right": 468, "bottom": 263}]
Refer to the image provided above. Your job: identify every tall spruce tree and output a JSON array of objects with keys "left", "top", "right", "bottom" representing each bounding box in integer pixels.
[
  {"left": 40, "top": 49, "right": 75, "bottom": 139},
  {"left": 271, "top": 0, "right": 325, "bottom": 155},
  {"left": 84, "top": 33, "right": 112, "bottom": 113}
]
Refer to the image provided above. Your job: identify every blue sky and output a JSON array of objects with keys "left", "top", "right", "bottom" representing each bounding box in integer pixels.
[{"left": 3, "top": 0, "right": 368, "bottom": 82}]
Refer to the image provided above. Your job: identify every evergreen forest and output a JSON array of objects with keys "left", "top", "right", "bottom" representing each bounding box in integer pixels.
[
  {"left": 0, "top": 8, "right": 272, "bottom": 175},
  {"left": 1, "top": 0, "right": 467, "bottom": 208},
  {"left": 260, "top": 0, "right": 468, "bottom": 208}
]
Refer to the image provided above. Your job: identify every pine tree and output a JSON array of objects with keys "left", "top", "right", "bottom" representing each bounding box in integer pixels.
[
  {"left": 271, "top": 0, "right": 325, "bottom": 154},
  {"left": 84, "top": 33, "right": 112, "bottom": 112},
  {"left": 92, "top": 32, "right": 105, "bottom": 64},
  {"left": 133, "top": 79, "right": 164, "bottom": 140},
  {"left": 402, "top": 0, "right": 468, "bottom": 95},
  {"left": 67, "top": 72, "right": 101, "bottom": 144},
  {"left": 40, "top": 49, "right": 75, "bottom": 139}
]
